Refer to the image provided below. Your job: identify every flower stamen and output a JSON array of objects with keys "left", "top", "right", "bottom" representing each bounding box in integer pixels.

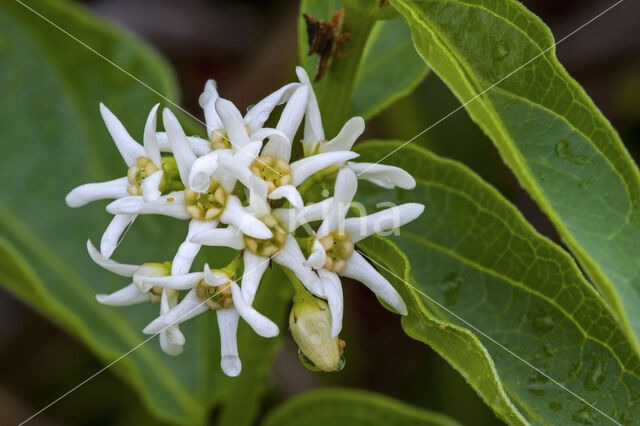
[
  {"left": 196, "top": 279, "right": 233, "bottom": 310},
  {"left": 184, "top": 180, "right": 227, "bottom": 220},
  {"left": 250, "top": 155, "right": 293, "bottom": 193},
  {"left": 127, "top": 157, "right": 159, "bottom": 195},
  {"left": 244, "top": 214, "right": 287, "bottom": 257},
  {"left": 319, "top": 230, "right": 354, "bottom": 273}
]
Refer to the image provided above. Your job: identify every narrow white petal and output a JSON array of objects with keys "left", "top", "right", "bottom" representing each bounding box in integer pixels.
[
  {"left": 99, "top": 214, "right": 136, "bottom": 259},
  {"left": 241, "top": 251, "right": 268, "bottom": 304},
  {"left": 217, "top": 308, "right": 241, "bottom": 377},
  {"left": 317, "top": 168, "right": 358, "bottom": 238},
  {"left": 340, "top": 252, "right": 407, "bottom": 315},
  {"left": 215, "top": 98, "right": 250, "bottom": 150},
  {"left": 273, "top": 236, "right": 323, "bottom": 296},
  {"left": 143, "top": 288, "right": 208, "bottom": 334},
  {"left": 320, "top": 117, "right": 365, "bottom": 153},
  {"left": 134, "top": 272, "right": 203, "bottom": 290},
  {"left": 65, "top": 177, "right": 129, "bottom": 208},
  {"left": 347, "top": 162, "right": 416, "bottom": 189},
  {"left": 272, "top": 197, "right": 333, "bottom": 233},
  {"left": 259, "top": 129, "right": 291, "bottom": 162},
  {"left": 290, "top": 151, "right": 359, "bottom": 186},
  {"left": 204, "top": 264, "right": 233, "bottom": 287},
  {"left": 296, "top": 67, "right": 324, "bottom": 154},
  {"left": 318, "top": 269, "right": 343, "bottom": 337},
  {"left": 143, "top": 104, "right": 162, "bottom": 166},
  {"left": 107, "top": 192, "right": 190, "bottom": 220},
  {"left": 87, "top": 239, "right": 139, "bottom": 276},
  {"left": 156, "top": 132, "right": 211, "bottom": 156},
  {"left": 163, "top": 108, "right": 197, "bottom": 186},
  {"left": 190, "top": 227, "right": 245, "bottom": 250},
  {"left": 96, "top": 282, "right": 148, "bottom": 306},
  {"left": 188, "top": 151, "right": 227, "bottom": 193},
  {"left": 344, "top": 203, "right": 425, "bottom": 242},
  {"left": 274, "top": 85, "right": 308, "bottom": 156},
  {"left": 141, "top": 170, "right": 163, "bottom": 202},
  {"left": 172, "top": 220, "right": 218, "bottom": 274},
  {"left": 217, "top": 148, "right": 270, "bottom": 216},
  {"left": 231, "top": 283, "right": 279, "bottom": 337},
  {"left": 220, "top": 196, "right": 272, "bottom": 239},
  {"left": 160, "top": 290, "right": 185, "bottom": 355},
  {"left": 198, "top": 80, "right": 223, "bottom": 136},
  {"left": 268, "top": 185, "right": 303, "bottom": 209},
  {"left": 306, "top": 239, "right": 326, "bottom": 269},
  {"left": 100, "top": 103, "right": 145, "bottom": 166},
  {"left": 244, "top": 82, "right": 299, "bottom": 133}
]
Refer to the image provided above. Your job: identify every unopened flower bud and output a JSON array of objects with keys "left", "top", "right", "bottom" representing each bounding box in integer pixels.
[{"left": 289, "top": 294, "right": 344, "bottom": 372}]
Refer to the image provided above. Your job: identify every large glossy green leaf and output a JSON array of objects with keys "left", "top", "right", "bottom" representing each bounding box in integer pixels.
[
  {"left": 389, "top": 0, "right": 640, "bottom": 350},
  {"left": 298, "top": 1, "right": 428, "bottom": 128},
  {"left": 355, "top": 141, "right": 640, "bottom": 425},
  {"left": 261, "top": 388, "right": 461, "bottom": 426},
  {"left": 0, "top": 0, "right": 285, "bottom": 423}
]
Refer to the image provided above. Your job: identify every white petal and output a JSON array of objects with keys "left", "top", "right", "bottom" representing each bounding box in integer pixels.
[
  {"left": 100, "top": 214, "right": 136, "bottom": 259},
  {"left": 344, "top": 203, "right": 425, "bottom": 242},
  {"left": 172, "top": 220, "right": 218, "bottom": 274},
  {"left": 143, "top": 104, "right": 162, "bottom": 166},
  {"left": 305, "top": 239, "right": 326, "bottom": 269},
  {"left": 320, "top": 117, "right": 365, "bottom": 153},
  {"left": 217, "top": 308, "right": 241, "bottom": 377},
  {"left": 274, "top": 85, "right": 308, "bottom": 155},
  {"left": 340, "top": 252, "right": 407, "bottom": 315},
  {"left": 87, "top": 239, "right": 139, "bottom": 276},
  {"left": 220, "top": 196, "right": 272, "bottom": 239},
  {"left": 188, "top": 151, "right": 226, "bottom": 193},
  {"left": 268, "top": 185, "right": 303, "bottom": 209},
  {"left": 290, "top": 151, "right": 359, "bottom": 186},
  {"left": 347, "top": 162, "right": 416, "bottom": 189},
  {"left": 198, "top": 79, "right": 223, "bottom": 136},
  {"left": 244, "top": 82, "right": 299, "bottom": 133},
  {"left": 241, "top": 251, "right": 268, "bottom": 304},
  {"left": 160, "top": 290, "right": 185, "bottom": 355},
  {"left": 65, "top": 177, "right": 129, "bottom": 208},
  {"left": 143, "top": 288, "right": 208, "bottom": 334},
  {"left": 163, "top": 108, "right": 197, "bottom": 186},
  {"left": 215, "top": 98, "right": 250, "bottom": 150},
  {"left": 272, "top": 197, "right": 334, "bottom": 233},
  {"left": 141, "top": 170, "right": 163, "bottom": 202},
  {"left": 134, "top": 272, "right": 203, "bottom": 290},
  {"left": 204, "top": 264, "right": 232, "bottom": 287},
  {"left": 258, "top": 129, "right": 292, "bottom": 162},
  {"left": 100, "top": 103, "right": 145, "bottom": 166},
  {"left": 231, "top": 283, "right": 279, "bottom": 337},
  {"left": 273, "top": 236, "right": 323, "bottom": 296},
  {"left": 190, "top": 227, "right": 245, "bottom": 250},
  {"left": 217, "top": 148, "right": 270, "bottom": 216},
  {"left": 156, "top": 132, "right": 211, "bottom": 156},
  {"left": 317, "top": 168, "right": 358, "bottom": 238},
  {"left": 107, "top": 192, "right": 190, "bottom": 220},
  {"left": 296, "top": 66, "right": 324, "bottom": 154},
  {"left": 96, "top": 282, "right": 148, "bottom": 306},
  {"left": 318, "top": 269, "right": 343, "bottom": 337}
]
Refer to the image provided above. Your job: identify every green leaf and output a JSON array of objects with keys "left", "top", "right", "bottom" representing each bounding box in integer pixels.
[
  {"left": 390, "top": 0, "right": 640, "bottom": 350},
  {"left": 298, "top": 1, "right": 428, "bottom": 129},
  {"left": 0, "top": 0, "right": 284, "bottom": 423},
  {"left": 350, "top": 17, "right": 429, "bottom": 120},
  {"left": 355, "top": 141, "right": 640, "bottom": 425},
  {"left": 261, "top": 388, "right": 461, "bottom": 426}
]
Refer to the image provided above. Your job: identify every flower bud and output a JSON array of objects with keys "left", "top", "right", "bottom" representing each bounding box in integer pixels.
[{"left": 289, "top": 294, "right": 343, "bottom": 372}]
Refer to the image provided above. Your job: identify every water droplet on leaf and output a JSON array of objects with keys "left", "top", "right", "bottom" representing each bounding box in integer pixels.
[
  {"left": 438, "top": 272, "right": 462, "bottom": 306},
  {"left": 572, "top": 407, "right": 597, "bottom": 424},
  {"left": 583, "top": 361, "right": 606, "bottom": 391},
  {"left": 494, "top": 42, "right": 509, "bottom": 60}
]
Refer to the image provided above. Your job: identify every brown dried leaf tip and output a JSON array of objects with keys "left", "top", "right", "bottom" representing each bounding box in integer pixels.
[{"left": 303, "top": 9, "right": 352, "bottom": 82}]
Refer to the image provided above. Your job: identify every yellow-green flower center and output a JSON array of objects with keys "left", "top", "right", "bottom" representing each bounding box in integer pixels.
[
  {"left": 184, "top": 180, "right": 227, "bottom": 220},
  {"left": 243, "top": 214, "right": 287, "bottom": 257},
  {"left": 127, "top": 157, "right": 160, "bottom": 195},
  {"left": 148, "top": 286, "right": 164, "bottom": 303},
  {"left": 196, "top": 279, "right": 233, "bottom": 310},
  {"left": 250, "top": 155, "right": 293, "bottom": 193},
  {"left": 319, "top": 230, "right": 354, "bottom": 273},
  {"left": 210, "top": 129, "right": 232, "bottom": 150}
]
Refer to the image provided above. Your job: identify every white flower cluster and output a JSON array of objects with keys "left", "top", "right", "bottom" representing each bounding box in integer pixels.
[{"left": 66, "top": 67, "right": 424, "bottom": 376}]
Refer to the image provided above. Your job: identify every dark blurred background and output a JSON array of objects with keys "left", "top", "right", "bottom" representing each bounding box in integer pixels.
[{"left": 1, "top": 0, "right": 638, "bottom": 424}]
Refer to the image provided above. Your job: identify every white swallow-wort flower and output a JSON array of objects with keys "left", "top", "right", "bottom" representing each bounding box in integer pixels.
[
  {"left": 296, "top": 67, "right": 416, "bottom": 190},
  {"left": 86, "top": 240, "right": 186, "bottom": 355},
  {"left": 139, "top": 262, "right": 278, "bottom": 376},
  {"left": 302, "top": 168, "right": 424, "bottom": 337},
  {"left": 216, "top": 84, "right": 359, "bottom": 213},
  {"left": 66, "top": 104, "right": 170, "bottom": 258}
]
